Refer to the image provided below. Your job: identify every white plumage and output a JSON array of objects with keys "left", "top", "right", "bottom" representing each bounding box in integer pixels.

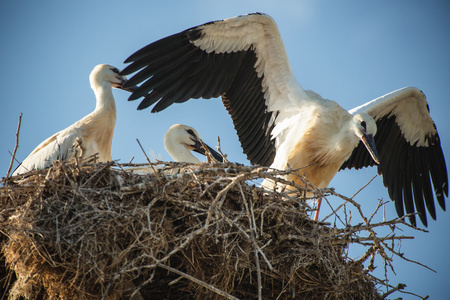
[
  {"left": 120, "top": 13, "right": 447, "bottom": 227},
  {"left": 13, "top": 64, "right": 136, "bottom": 175}
]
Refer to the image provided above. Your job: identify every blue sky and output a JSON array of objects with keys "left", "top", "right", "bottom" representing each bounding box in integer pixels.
[{"left": 1, "top": 1, "right": 449, "bottom": 298}]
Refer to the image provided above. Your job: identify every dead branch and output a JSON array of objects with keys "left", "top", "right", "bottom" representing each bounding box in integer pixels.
[{"left": 6, "top": 113, "right": 23, "bottom": 179}]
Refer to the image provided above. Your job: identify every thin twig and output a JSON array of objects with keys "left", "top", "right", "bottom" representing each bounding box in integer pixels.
[
  {"left": 381, "top": 283, "right": 406, "bottom": 298},
  {"left": 380, "top": 239, "right": 436, "bottom": 273},
  {"left": 157, "top": 263, "right": 239, "bottom": 300},
  {"left": 136, "top": 138, "right": 152, "bottom": 164},
  {"left": 135, "top": 138, "right": 160, "bottom": 176},
  {"left": 6, "top": 113, "right": 23, "bottom": 178},
  {"left": 350, "top": 175, "right": 378, "bottom": 199},
  {"left": 216, "top": 136, "right": 229, "bottom": 163}
]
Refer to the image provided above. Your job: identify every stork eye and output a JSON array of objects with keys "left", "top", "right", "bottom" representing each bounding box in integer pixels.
[
  {"left": 111, "top": 68, "right": 120, "bottom": 74},
  {"left": 361, "top": 121, "right": 367, "bottom": 130},
  {"left": 186, "top": 129, "right": 195, "bottom": 136}
]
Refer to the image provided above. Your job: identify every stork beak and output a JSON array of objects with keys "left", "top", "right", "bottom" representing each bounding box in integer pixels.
[
  {"left": 113, "top": 78, "right": 139, "bottom": 93},
  {"left": 192, "top": 140, "right": 224, "bottom": 163},
  {"left": 361, "top": 133, "right": 380, "bottom": 164}
]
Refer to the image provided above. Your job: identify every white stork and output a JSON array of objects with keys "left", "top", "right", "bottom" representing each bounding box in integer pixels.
[
  {"left": 164, "top": 124, "right": 223, "bottom": 163},
  {"left": 120, "top": 13, "right": 447, "bottom": 227},
  {"left": 124, "top": 124, "right": 223, "bottom": 175},
  {"left": 13, "top": 64, "right": 136, "bottom": 175}
]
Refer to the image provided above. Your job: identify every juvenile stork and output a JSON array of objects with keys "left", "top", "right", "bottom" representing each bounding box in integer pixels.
[
  {"left": 13, "top": 64, "right": 136, "bottom": 175},
  {"left": 120, "top": 13, "right": 447, "bottom": 227},
  {"left": 164, "top": 124, "right": 223, "bottom": 163},
  {"left": 124, "top": 124, "right": 223, "bottom": 175}
]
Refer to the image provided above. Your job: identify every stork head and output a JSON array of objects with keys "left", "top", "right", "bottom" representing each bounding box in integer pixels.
[
  {"left": 164, "top": 124, "right": 223, "bottom": 163},
  {"left": 89, "top": 64, "right": 138, "bottom": 92},
  {"left": 352, "top": 113, "right": 380, "bottom": 164}
]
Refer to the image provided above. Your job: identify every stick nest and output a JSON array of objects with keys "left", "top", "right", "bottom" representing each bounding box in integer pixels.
[{"left": 1, "top": 159, "right": 406, "bottom": 299}]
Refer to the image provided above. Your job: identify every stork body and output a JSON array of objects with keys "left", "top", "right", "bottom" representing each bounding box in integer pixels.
[
  {"left": 267, "top": 97, "right": 377, "bottom": 192},
  {"left": 13, "top": 64, "right": 135, "bottom": 175},
  {"left": 121, "top": 13, "right": 447, "bottom": 226}
]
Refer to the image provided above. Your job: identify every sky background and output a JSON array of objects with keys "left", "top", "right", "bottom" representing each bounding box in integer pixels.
[{"left": 1, "top": 1, "right": 449, "bottom": 298}]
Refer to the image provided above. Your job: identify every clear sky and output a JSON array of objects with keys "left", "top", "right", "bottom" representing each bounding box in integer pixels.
[{"left": 1, "top": 1, "right": 449, "bottom": 299}]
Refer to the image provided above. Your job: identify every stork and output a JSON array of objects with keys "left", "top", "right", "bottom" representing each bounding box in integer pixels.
[
  {"left": 120, "top": 13, "right": 447, "bottom": 227},
  {"left": 124, "top": 124, "right": 223, "bottom": 175},
  {"left": 13, "top": 64, "right": 136, "bottom": 175},
  {"left": 164, "top": 124, "right": 223, "bottom": 163}
]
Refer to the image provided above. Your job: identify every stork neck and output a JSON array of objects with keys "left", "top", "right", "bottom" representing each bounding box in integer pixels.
[
  {"left": 93, "top": 82, "right": 117, "bottom": 113},
  {"left": 330, "top": 123, "right": 360, "bottom": 161},
  {"left": 165, "top": 142, "right": 201, "bottom": 163}
]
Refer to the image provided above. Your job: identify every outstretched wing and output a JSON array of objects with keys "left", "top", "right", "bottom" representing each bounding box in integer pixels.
[
  {"left": 341, "top": 87, "right": 448, "bottom": 226},
  {"left": 121, "top": 13, "right": 307, "bottom": 167}
]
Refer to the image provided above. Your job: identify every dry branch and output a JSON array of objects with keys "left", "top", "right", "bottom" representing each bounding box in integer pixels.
[{"left": 6, "top": 113, "right": 22, "bottom": 179}]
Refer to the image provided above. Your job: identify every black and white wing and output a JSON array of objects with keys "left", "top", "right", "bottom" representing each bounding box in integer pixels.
[
  {"left": 341, "top": 86, "right": 448, "bottom": 226},
  {"left": 121, "top": 13, "right": 308, "bottom": 167}
]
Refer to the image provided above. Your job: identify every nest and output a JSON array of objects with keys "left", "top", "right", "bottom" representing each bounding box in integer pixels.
[{"left": 0, "top": 158, "right": 419, "bottom": 299}]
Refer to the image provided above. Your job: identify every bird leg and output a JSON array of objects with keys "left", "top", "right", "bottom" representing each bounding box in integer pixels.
[{"left": 314, "top": 197, "right": 322, "bottom": 221}]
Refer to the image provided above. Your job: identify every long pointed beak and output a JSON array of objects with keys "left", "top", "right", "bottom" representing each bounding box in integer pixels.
[
  {"left": 192, "top": 140, "right": 224, "bottom": 163},
  {"left": 361, "top": 133, "right": 380, "bottom": 164},
  {"left": 113, "top": 78, "right": 139, "bottom": 93}
]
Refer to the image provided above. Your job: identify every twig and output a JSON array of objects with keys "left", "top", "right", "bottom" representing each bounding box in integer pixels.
[
  {"left": 136, "top": 138, "right": 152, "bottom": 165},
  {"left": 350, "top": 175, "right": 378, "bottom": 199},
  {"left": 381, "top": 283, "right": 406, "bottom": 298},
  {"left": 380, "top": 239, "right": 436, "bottom": 273},
  {"left": 239, "top": 183, "right": 262, "bottom": 300},
  {"left": 6, "top": 113, "right": 23, "bottom": 178},
  {"left": 136, "top": 138, "right": 160, "bottom": 176},
  {"left": 216, "top": 136, "right": 229, "bottom": 163},
  {"left": 369, "top": 198, "right": 388, "bottom": 224},
  {"left": 199, "top": 138, "right": 217, "bottom": 163},
  {"left": 321, "top": 176, "right": 376, "bottom": 224},
  {"left": 156, "top": 263, "right": 239, "bottom": 300},
  {"left": 331, "top": 235, "right": 413, "bottom": 244},
  {"left": 205, "top": 172, "right": 249, "bottom": 227}
]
